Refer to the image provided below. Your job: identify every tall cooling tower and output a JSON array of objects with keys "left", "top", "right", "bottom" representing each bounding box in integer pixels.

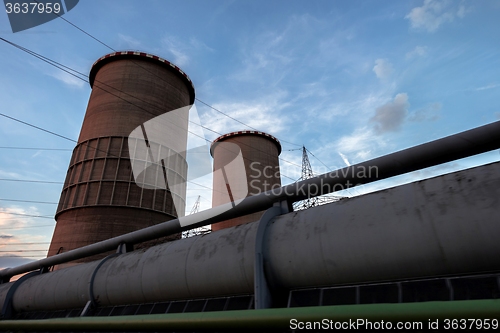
[
  {"left": 210, "top": 131, "right": 281, "bottom": 231},
  {"left": 48, "top": 51, "right": 195, "bottom": 263}
]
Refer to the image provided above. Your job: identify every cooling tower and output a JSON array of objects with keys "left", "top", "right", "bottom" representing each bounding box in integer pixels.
[
  {"left": 210, "top": 131, "right": 281, "bottom": 231},
  {"left": 48, "top": 51, "right": 195, "bottom": 263}
]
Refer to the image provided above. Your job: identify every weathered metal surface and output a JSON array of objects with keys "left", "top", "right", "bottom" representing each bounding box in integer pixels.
[
  {"left": 264, "top": 161, "right": 500, "bottom": 289},
  {"left": 1, "top": 120, "right": 500, "bottom": 280},
  {"left": 1, "top": 161, "right": 498, "bottom": 312}
]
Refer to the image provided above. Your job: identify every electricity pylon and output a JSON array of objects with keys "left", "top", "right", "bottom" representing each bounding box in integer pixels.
[
  {"left": 293, "top": 146, "right": 344, "bottom": 211},
  {"left": 182, "top": 196, "right": 211, "bottom": 238}
]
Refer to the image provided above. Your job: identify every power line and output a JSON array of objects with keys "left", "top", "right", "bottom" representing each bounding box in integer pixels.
[
  {"left": 0, "top": 38, "right": 302, "bottom": 182},
  {"left": 43, "top": 9, "right": 303, "bottom": 149},
  {"left": 42, "top": 1, "right": 115, "bottom": 51},
  {"left": 2, "top": 36, "right": 298, "bottom": 156},
  {"left": 0, "top": 147, "right": 72, "bottom": 151},
  {"left": 0, "top": 199, "right": 58, "bottom": 205},
  {"left": 194, "top": 98, "right": 302, "bottom": 148},
  {"left": 0, "top": 255, "right": 45, "bottom": 258},
  {"left": 305, "top": 147, "right": 359, "bottom": 197},
  {"left": 0, "top": 78, "right": 220, "bottom": 197},
  {"left": 0, "top": 112, "right": 76, "bottom": 143},
  {"left": 0, "top": 224, "right": 55, "bottom": 230},
  {"left": 0, "top": 250, "right": 48, "bottom": 252},
  {"left": 0, "top": 241, "right": 87, "bottom": 246},
  {"left": 0, "top": 178, "right": 63, "bottom": 184},
  {"left": 0, "top": 13, "right": 310, "bottom": 241},
  {"left": 0, "top": 212, "right": 53, "bottom": 219},
  {"left": 5, "top": 8, "right": 304, "bottom": 151},
  {"left": 305, "top": 147, "right": 332, "bottom": 171},
  {"left": 0, "top": 242, "right": 50, "bottom": 245},
  {"left": 0, "top": 37, "right": 306, "bottom": 223},
  {"left": 293, "top": 146, "right": 345, "bottom": 211},
  {"left": 0, "top": 215, "right": 51, "bottom": 220}
]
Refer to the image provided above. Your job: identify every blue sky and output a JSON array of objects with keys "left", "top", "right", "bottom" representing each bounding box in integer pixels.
[{"left": 0, "top": 0, "right": 499, "bottom": 268}]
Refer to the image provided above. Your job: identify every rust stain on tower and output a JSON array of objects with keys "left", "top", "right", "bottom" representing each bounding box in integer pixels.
[
  {"left": 48, "top": 51, "right": 195, "bottom": 264},
  {"left": 211, "top": 131, "right": 281, "bottom": 231}
]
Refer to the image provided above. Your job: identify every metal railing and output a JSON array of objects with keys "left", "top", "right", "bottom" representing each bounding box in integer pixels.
[{"left": 0, "top": 300, "right": 499, "bottom": 331}]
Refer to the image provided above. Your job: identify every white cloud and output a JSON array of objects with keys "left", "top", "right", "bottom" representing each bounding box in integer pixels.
[
  {"left": 370, "top": 93, "right": 409, "bottom": 134},
  {"left": 28, "top": 57, "right": 86, "bottom": 88},
  {"left": 475, "top": 83, "right": 500, "bottom": 91},
  {"left": 373, "top": 59, "right": 393, "bottom": 80},
  {"left": 189, "top": 37, "right": 215, "bottom": 53},
  {"left": 332, "top": 126, "right": 388, "bottom": 162},
  {"left": 230, "top": 14, "right": 329, "bottom": 85},
  {"left": 198, "top": 90, "right": 290, "bottom": 140},
  {"left": 409, "top": 102, "right": 441, "bottom": 122},
  {"left": 406, "top": 45, "right": 428, "bottom": 59},
  {"left": 0, "top": 207, "right": 36, "bottom": 229},
  {"left": 161, "top": 36, "right": 214, "bottom": 68},
  {"left": 338, "top": 152, "right": 351, "bottom": 167},
  {"left": 406, "top": 0, "right": 468, "bottom": 33},
  {"left": 118, "top": 34, "right": 142, "bottom": 49},
  {"left": 283, "top": 83, "right": 394, "bottom": 131},
  {"left": 336, "top": 128, "right": 373, "bottom": 153},
  {"left": 0, "top": 207, "right": 51, "bottom": 265},
  {"left": 305, "top": 89, "right": 399, "bottom": 167},
  {"left": 0, "top": 169, "right": 23, "bottom": 178},
  {"left": 161, "top": 36, "right": 190, "bottom": 67},
  {"left": 48, "top": 70, "right": 85, "bottom": 88},
  {"left": 231, "top": 36, "right": 293, "bottom": 84},
  {"left": 496, "top": 112, "right": 500, "bottom": 120},
  {"left": 456, "top": 4, "right": 472, "bottom": 18}
]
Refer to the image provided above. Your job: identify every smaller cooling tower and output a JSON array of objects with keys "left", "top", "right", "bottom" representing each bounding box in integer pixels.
[{"left": 211, "top": 131, "right": 281, "bottom": 231}]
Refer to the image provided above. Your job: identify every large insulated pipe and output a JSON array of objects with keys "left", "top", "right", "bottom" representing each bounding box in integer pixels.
[
  {"left": 47, "top": 51, "right": 195, "bottom": 264},
  {"left": 1, "top": 120, "right": 500, "bottom": 279},
  {"left": 0, "top": 161, "right": 499, "bottom": 312},
  {"left": 211, "top": 131, "right": 281, "bottom": 231}
]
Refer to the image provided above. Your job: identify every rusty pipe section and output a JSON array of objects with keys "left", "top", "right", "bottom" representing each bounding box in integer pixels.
[
  {"left": 1, "top": 120, "right": 500, "bottom": 280},
  {"left": 0, "top": 160, "right": 499, "bottom": 312}
]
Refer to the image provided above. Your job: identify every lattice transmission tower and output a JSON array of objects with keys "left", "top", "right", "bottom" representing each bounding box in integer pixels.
[
  {"left": 293, "top": 146, "right": 344, "bottom": 211},
  {"left": 182, "top": 196, "right": 211, "bottom": 238}
]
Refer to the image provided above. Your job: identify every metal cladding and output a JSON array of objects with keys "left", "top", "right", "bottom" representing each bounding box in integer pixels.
[
  {"left": 210, "top": 131, "right": 282, "bottom": 231},
  {"left": 1, "top": 161, "right": 499, "bottom": 312},
  {"left": 47, "top": 51, "right": 195, "bottom": 263}
]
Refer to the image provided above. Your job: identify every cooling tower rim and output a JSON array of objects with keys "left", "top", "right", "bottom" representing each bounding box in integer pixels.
[
  {"left": 210, "top": 130, "right": 282, "bottom": 156},
  {"left": 89, "top": 51, "right": 195, "bottom": 104},
  {"left": 54, "top": 204, "right": 180, "bottom": 220}
]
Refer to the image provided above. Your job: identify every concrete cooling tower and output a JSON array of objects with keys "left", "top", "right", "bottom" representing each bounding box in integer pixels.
[
  {"left": 210, "top": 131, "right": 281, "bottom": 231},
  {"left": 47, "top": 51, "right": 195, "bottom": 264}
]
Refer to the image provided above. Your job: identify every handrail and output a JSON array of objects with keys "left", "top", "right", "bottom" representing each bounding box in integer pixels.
[{"left": 0, "top": 300, "right": 498, "bottom": 330}]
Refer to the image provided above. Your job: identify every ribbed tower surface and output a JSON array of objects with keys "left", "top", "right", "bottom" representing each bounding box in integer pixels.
[{"left": 48, "top": 51, "right": 195, "bottom": 265}]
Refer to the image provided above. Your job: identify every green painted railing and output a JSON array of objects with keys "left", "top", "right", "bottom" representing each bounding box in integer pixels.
[{"left": 1, "top": 300, "right": 499, "bottom": 331}]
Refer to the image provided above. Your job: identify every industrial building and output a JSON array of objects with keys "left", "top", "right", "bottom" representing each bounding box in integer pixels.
[
  {"left": 211, "top": 130, "right": 281, "bottom": 231},
  {"left": 0, "top": 51, "right": 499, "bottom": 331},
  {"left": 47, "top": 51, "right": 195, "bottom": 265}
]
